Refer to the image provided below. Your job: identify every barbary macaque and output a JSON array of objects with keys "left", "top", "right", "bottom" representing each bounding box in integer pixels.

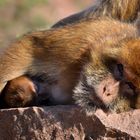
[
  {"left": 0, "top": 18, "right": 140, "bottom": 113},
  {"left": 1, "top": 0, "right": 140, "bottom": 110},
  {"left": 2, "top": 0, "right": 140, "bottom": 109},
  {"left": 52, "top": 0, "right": 140, "bottom": 28}
]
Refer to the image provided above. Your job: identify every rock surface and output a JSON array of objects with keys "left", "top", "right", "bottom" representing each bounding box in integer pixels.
[{"left": 0, "top": 105, "right": 139, "bottom": 140}]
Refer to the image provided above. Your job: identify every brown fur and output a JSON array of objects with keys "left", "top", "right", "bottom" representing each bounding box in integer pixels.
[
  {"left": 0, "top": 18, "right": 137, "bottom": 88},
  {"left": 53, "top": 0, "right": 140, "bottom": 28},
  {"left": 2, "top": 0, "right": 140, "bottom": 110},
  {"left": 1, "top": 76, "right": 36, "bottom": 107},
  {"left": 0, "top": 18, "right": 140, "bottom": 112},
  {"left": 0, "top": 76, "right": 50, "bottom": 107}
]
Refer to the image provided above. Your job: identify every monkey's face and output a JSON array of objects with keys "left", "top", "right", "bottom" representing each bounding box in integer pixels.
[
  {"left": 73, "top": 53, "right": 137, "bottom": 115},
  {"left": 2, "top": 76, "right": 37, "bottom": 108}
]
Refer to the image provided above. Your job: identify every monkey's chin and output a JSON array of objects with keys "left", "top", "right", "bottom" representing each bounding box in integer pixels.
[
  {"left": 73, "top": 80, "right": 108, "bottom": 116},
  {"left": 107, "top": 97, "right": 134, "bottom": 114}
]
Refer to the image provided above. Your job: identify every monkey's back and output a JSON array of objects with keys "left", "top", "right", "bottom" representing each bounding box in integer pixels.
[{"left": 29, "top": 18, "right": 138, "bottom": 63}]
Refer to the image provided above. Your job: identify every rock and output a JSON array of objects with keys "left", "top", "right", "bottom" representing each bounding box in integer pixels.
[
  {"left": 95, "top": 109, "right": 140, "bottom": 139},
  {"left": 0, "top": 105, "right": 139, "bottom": 140}
]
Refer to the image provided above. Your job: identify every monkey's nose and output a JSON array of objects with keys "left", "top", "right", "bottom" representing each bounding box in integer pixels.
[
  {"left": 103, "top": 81, "right": 120, "bottom": 96},
  {"left": 103, "top": 86, "right": 111, "bottom": 96},
  {"left": 103, "top": 86, "right": 112, "bottom": 97}
]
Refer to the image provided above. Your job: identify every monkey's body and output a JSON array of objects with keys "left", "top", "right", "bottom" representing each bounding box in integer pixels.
[
  {"left": 0, "top": 18, "right": 139, "bottom": 112},
  {"left": 52, "top": 0, "right": 140, "bottom": 28}
]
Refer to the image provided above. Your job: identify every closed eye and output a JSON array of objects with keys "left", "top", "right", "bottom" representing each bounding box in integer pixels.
[{"left": 117, "top": 63, "right": 124, "bottom": 78}]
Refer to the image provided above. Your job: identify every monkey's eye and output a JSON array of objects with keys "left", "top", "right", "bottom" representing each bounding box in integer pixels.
[
  {"left": 11, "top": 91, "right": 20, "bottom": 96},
  {"left": 117, "top": 64, "right": 124, "bottom": 77},
  {"left": 12, "top": 88, "right": 24, "bottom": 96},
  {"left": 115, "top": 63, "right": 124, "bottom": 80}
]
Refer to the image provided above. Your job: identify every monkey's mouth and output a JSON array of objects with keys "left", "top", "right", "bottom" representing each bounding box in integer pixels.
[
  {"left": 73, "top": 80, "right": 108, "bottom": 115},
  {"left": 73, "top": 76, "right": 137, "bottom": 115},
  {"left": 73, "top": 87, "right": 134, "bottom": 115}
]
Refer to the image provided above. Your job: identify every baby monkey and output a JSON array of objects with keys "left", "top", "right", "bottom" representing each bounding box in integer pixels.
[{"left": 0, "top": 76, "right": 50, "bottom": 108}]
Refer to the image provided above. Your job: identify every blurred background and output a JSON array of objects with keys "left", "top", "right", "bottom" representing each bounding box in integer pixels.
[{"left": 0, "top": 0, "right": 94, "bottom": 47}]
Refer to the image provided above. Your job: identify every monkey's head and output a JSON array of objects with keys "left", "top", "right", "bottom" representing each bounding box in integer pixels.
[
  {"left": 73, "top": 46, "right": 138, "bottom": 115},
  {"left": 1, "top": 76, "right": 37, "bottom": 108}
]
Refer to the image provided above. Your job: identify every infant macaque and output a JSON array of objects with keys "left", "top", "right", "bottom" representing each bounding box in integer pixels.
[{"left": 0, "top": 76, "right": 49, "bottom": 108}]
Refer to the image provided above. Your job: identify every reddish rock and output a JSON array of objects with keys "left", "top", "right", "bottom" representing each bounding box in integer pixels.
[
  {"left": 0, "top": 106, "right": 139, "bottom": 140},
  {"left": 95, "top": 109, "right": 140, "bottom": 139}
]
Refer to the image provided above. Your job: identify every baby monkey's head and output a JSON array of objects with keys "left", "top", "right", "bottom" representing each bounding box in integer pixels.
[{"left": 1, "top": 76, "right": 37, "bottom": 108}]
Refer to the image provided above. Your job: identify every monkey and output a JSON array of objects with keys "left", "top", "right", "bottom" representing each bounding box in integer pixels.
[
  {"left": 52, "top": 0, "right": 140, "bottom": 28},
  {"left": 0, "top": 76, "right": 51, "bottom": 108},
  {"left": 1, "top": 0, "right": 140, "bottom": 109},
  {"left": 0, "top": 17, "right": 140, "bottom": 113},
  {"left": 2, "top": 0, "right": 140, "bottom": 109}
]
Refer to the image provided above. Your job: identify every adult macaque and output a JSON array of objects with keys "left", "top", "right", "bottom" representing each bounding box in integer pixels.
[
  {"left": 1, "top": 0, "right": 140, "bottom": 110},
  {"left": 0, "top": 18, "right": 140, "bottom": 113},
  {"left": 52, "top": 0, "right": 140, "bottom": 28}
]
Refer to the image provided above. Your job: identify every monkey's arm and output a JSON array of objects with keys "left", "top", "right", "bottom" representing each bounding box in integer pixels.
[
  {"left": 0, "top": 37, "right": 34, "bottom": 92},
  {"left": 52, "top": 0, "right": 140, "bottom": 28}
]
